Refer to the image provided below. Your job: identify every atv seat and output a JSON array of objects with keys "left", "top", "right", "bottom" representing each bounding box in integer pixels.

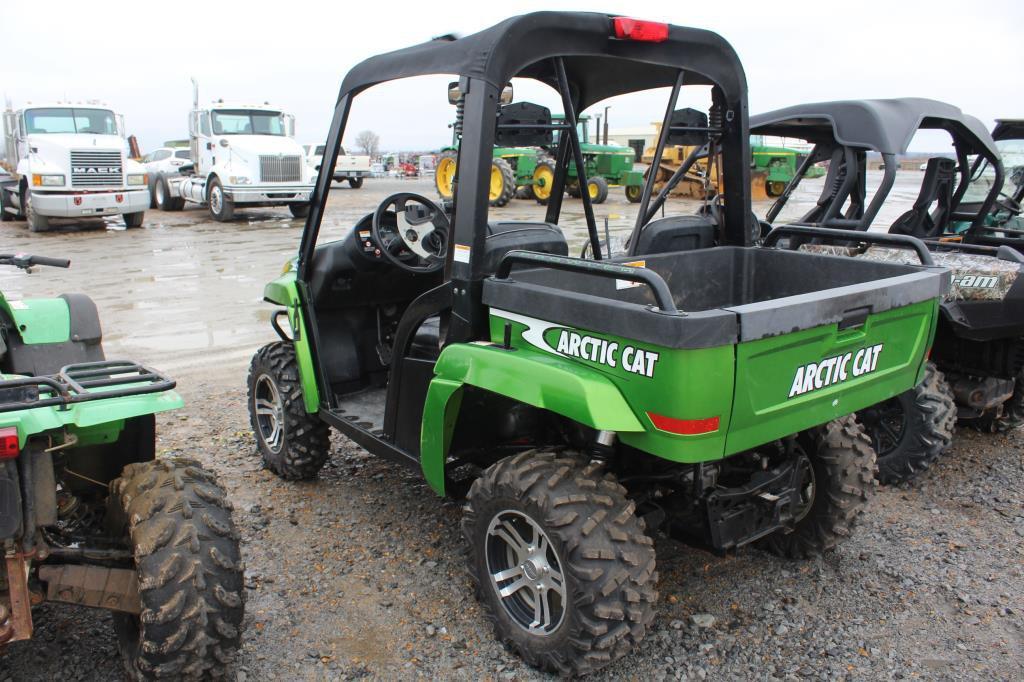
[
  {"left": 409, "top": 221, "right": 567, "bottom": 359},
  {"left": 632, "top": 214, "right": 716, "bottom": 255},
  {"left": 890, "top": 157, "right": 956, "bottom": 238}
]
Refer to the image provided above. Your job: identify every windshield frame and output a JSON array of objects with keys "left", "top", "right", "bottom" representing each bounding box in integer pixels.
[{"left": 24, "top": 107, "right": 118, "bottom": 135}]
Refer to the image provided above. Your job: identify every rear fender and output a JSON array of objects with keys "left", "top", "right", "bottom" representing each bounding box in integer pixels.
[
  {"left": 263, "top": 272, "right": 320, "bottom": 412},
  {"left": 419, "top": 342, "right": 644, "bottom": 495}
]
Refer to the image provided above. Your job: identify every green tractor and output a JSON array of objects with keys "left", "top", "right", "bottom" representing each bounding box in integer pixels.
[
  {"left": 248, "top": 13, "right": 948, "bottom": 675},
  {"left": 0, "top": 253, "right": 244, "bottom": 678}
]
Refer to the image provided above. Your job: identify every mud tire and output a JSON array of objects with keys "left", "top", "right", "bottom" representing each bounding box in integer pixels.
[
  {"left": 759, "top": 415, "right": 876, "bottom": 559},
  {"left": 462, "top": 450, "right": 657, "bottom": 676},
  {"left": 107, "top": 458, "right": 244, "bottom": 680},
  {"left": 247, "top": 341, "right": 331, "bottom": 480},
  {"left": 859, "top": 362, "right": 956, "bottom": 484}
]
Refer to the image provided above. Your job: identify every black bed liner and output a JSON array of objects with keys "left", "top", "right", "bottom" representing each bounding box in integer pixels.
[{"left": 484, "top": 248, "right": 949, "bottom": 349}]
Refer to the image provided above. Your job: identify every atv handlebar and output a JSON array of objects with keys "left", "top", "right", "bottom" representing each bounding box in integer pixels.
[
  {"left": 0, "top": 253, "right": 71, "bottom": 270},
  {"left": 763, "top": 226, "right": 936, "bottom": 266},
  {"left": 494, "top": 250, "right": 679, "bottom": 314}
]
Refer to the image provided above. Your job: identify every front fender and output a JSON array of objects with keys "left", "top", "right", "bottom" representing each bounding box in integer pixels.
[
  {"left": 262, "top": 272, "right": 320, "bottom": 412},
  {"left": 420, "top": 343, "right": 644, "bottom": 495}
]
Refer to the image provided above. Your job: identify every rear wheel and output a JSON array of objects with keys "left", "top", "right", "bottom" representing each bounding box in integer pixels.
[
  {"left": 154, "top": 176, "right": 185, "bottom": 211},
  {"left": 348, "top": 177, "right": 364, "bottom": 189},
  {"left": 857, "top": 362, "right": 955, "bottom": 484},
  {"left": 489, "top": 158, "right": 515, "bottom": 207},
  {"left": 759, "top": 415, "right": 875, "bottom": 559},
  {"left": 587, "top": 177, "right": 609, "bottom": 204},
  {"left": 463, "top": 451, "right": 657, "bottom": 676},
  {"left": 25, "top": 191, "right": 50, "bottom": 232},
  {"left": 247, "top": 341, "right": 331, "bottom": 480},
  {"left": 123, "top": 211, "right": 145, "bottom": 228},
  {"left": 435, "top": 151, "right": 458, "bottom": 201},
  {"left": 0, "top": 188, "right": 14, "bottom": 221},
  {"left": 207, "top": 177, "right": 234, "bottom": 222},
  {"left": 288, "top": 203, "right": 310, "bottom": 219},
  {"left": 107, "top": 458, "right": 244, "bottom": 680},
  {"left": 624, "top": 184, "right": 643, "bottom": 203},
  {"left": 530, "top": 157, "right": 556, "bottom": 204}
]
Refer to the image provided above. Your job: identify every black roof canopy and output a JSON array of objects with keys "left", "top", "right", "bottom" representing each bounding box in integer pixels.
[
  {"left": 338, "top": 11, "right": 747, "bottom": 108},
  {"left": 750, "top": 98, "right": 997, "bottom": 156}
]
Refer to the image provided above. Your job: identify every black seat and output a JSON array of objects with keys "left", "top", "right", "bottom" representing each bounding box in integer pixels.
[
  {"left": 632, "top": 214, "right": 716, "bottom": 255},
  {"left": 796, "top": 148, "right": 848, "bottom": 225},
  {"left": 890, "top": 157, "right": 956, "bottom": 238},
  {"left": 408, "top": 221, "right": 568, "bottom": 359}
]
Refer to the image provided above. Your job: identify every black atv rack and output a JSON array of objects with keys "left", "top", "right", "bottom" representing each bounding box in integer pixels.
[{"left": 0, "top": 360, "right": 175, "bottom": 414}]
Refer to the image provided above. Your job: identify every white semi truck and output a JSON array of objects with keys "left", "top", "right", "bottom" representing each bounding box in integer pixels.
[
  {"left": 1, "top": 101, "right": 149, "bottom": 231},
  {"left": 151, "top": 83, "right": 315, "bottom": 221}
]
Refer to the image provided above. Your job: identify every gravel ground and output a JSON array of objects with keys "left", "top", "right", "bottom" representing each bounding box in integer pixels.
[{"left": 1, "top": 177, "right": 1022, "bottom": 680}]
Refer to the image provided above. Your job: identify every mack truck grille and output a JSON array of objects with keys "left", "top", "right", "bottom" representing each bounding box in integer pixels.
[
  {"left": 258, "top": 155, "right": 302, "bottom": 183},
  {"left": 70, "top": 150, "right": 124, "bottom": 187}
]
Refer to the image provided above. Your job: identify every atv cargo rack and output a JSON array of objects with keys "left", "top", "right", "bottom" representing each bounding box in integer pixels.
[{"left": 0, "top": 360, "right": 176, "bottom": 413}]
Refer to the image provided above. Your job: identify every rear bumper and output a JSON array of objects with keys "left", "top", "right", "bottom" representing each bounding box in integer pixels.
[
  {"left": 333, "top": 170, "right": 370, "bottom": 179},
  {"left": 31, "top": 189, "right": 149, "bottom": 217},
  {"left": 223, "top": 185, "right": 313, "bottom": 204}
]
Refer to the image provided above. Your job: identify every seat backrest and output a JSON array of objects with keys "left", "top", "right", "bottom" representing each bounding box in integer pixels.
[
  {"left": 889, "top": 157, "right": 956, "bottom": 237},
  {"left": 632, "top": 214, "right": 716, "bottom": 255},
  {"left": 481, "top": 222, "right": 568, "bottom": 273},
  {"left": 797, "top": 147, "right": 848, "bottom": 225}
]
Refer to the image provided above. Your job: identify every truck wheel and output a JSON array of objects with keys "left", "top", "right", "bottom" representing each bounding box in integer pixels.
[
  {"left": 489, "top": 158, "right": 515, "bottom": 207},
  {"left": 247, "top": 341, "right": 330, "bottom": 480},
  {"left": 624, "top": 184, "right": 643, "bottom": 203},
  {"left": 462, "top": 451, "right": 657, "bottom": 676},
  {"left": 0, "top": 188, "right": 14, "bottom": 221},
  {"left": 348, "top": 177, "right": 364, "bottom": 189},
  {"left": 288, "top": 203, "right": 310, "bottom": 219},
  {"left": 154, "top": 176, "right": 185, "bottom": 211},
  {"left": 24, "top": 192, "right": 50, "bottom": 232},
  {"left": 148, "top": 177, "right": 158, "bottom": 208},
  {"left": 587, "top": 176, "right": 609, "bottom": 204},
  {"left": 123, "top": 212, "right": 145, "bottom": 228},
  {"left": 857, "top": 362, "right": 955, "bottom": 484},
  {"left": 107, "top": 458, "right": 244, "bottom": 680},
  {"left": 207, "top": 178, "right": 235, "bottom": 222},
  {"left": 758, "top": 415, "right": 875, "bottom": 559}
]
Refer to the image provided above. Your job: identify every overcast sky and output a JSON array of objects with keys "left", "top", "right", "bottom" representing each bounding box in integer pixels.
[{"left": 4, "top": 0, "right": 1020, "bottom": 154}]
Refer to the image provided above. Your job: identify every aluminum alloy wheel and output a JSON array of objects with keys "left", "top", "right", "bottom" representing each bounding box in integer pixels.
[
  {"left": 486, "top": 510, "right": 566, "bottom": 636},
  {"left": 210, "top": 185, "right": 223, "bottom": 215},
  {"left": 253, "top": 374, "right": 284, "bottom": 453}
]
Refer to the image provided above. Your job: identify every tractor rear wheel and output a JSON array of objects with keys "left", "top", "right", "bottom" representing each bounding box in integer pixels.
[
  {"left": 758, "top": 415, "right": 875, "bottom": 559},
  {"left": 435, "top": 151, "right": 458, "bottom": 201},
  {"left": 463, "top": 450, "right": 657, "bottom": 676},
  {"left": 489, "top": 158, "right": 515, "bottom": 207},
  {"left": 248, "top": 341, "right": 331, "bottom": 480},
  {"left": 107, "top": 458, "right": 244, "bottom": 680},
  {"left": 857, "top": 362, "right": 955, "bottom": 484},
  {"left": 587, "top": 177, "right": 609, "bottom": 204}
]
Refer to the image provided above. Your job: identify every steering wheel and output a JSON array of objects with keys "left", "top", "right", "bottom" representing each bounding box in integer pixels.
[
  {"left": 371, "top": 193, "right": 449, "bottom": 273},
  {"left": 995, "top": 191, "right": 1023, "bottom": 216}
]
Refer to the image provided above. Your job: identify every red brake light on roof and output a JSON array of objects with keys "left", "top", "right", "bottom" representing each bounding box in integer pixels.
[
  {"left": 646, "top": 413, "right": 720, "bottom": 435},
  {"left": 613, "top": 17, "right": 669, "bottom": 43},
  {"left": 0, "top": 427, "right": 19, "bottom": 459}
]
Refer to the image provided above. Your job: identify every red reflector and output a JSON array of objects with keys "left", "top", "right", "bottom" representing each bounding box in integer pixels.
[
  {"left": 116, "top": 194, "right": 124, "bottom": 203},
  {"left": 613, "top": 17, "right": 669, "bottom": 43},
  {"left": 646, "top": 412, "right": 719, "bottom": 435},
  {"left": 0, "top": 427, "right": 19, "bottom": 459},
  {"left": 73, "top": 196, "right": 82, "bottom": 206}
]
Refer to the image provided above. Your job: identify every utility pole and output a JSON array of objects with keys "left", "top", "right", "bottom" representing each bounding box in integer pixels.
[{"left": 603, "top": 106, "right": 610, "bottom": 145}]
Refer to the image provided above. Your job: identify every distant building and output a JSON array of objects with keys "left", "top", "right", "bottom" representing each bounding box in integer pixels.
[{"left": 606, "top": 125, "right": 658, "bottom": 161}]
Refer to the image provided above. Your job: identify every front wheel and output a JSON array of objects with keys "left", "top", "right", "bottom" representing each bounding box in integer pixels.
[
  {"left": 25, "top": 191, "right": 50, "bottom": 232},
  {"left": 107, "top": 458, "right": 244, "bottom": 680},
  {"left": 462, "top": 451, "right": 657, "bottom": 676},
  {"left": 247, "top": 341, "right": 331, "bottom": 480},
  {"left": 857, "top": 362, "right": 955, "bottom": 484},
  {"left": 758, "top": 415, "right": 875, "bottom": 559},
  {"left": 587, "top": 176, "right": 609, "bottom": 204},
  {"left": 288, "top": 203, "right": 310, "bottom": 219},
  {"left": 624, "top": 184, "right": 643, "bottom": 203},
  {"left": 348, "top": 177, "right": 364, "bottom": 189},
  {"left": 123, "top": 211, "right": 145, "bottom": 228},
  {"left": 207, "top": 177, "right": 235, "bottom": 222}
]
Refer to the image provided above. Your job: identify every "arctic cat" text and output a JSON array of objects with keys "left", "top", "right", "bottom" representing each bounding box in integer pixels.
[{"left": 788, "top": 344, "right": 883, "bottom": 398}]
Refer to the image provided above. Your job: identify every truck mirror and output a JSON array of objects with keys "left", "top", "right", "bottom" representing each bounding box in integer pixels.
[
  {"left": 447, "top": 82, "right": 461, "bottom": 105},
  {"left": 285, "top": 114, "right": 295, "bottom": 137}
]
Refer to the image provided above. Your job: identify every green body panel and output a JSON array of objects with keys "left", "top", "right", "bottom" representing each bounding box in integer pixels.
[
  {"left": 725, "top": 299, "right": 938, "bottom": 454},
  {"left": 0, "top": 297, "right": 71, "bottom": 344},
  {"left": 0, "top": 377, "right": 183, "bottom": 447},
  {"left": 263, "top": 271, "right": 321, "bottom": 412}
]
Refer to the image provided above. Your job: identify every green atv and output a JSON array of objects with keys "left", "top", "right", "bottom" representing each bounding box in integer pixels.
[
  {"left": 248, "top": 13, "right": 947, "bottom": 675},
  {"left": 0, "top": 253, "right": 244, "bottom": 679}
]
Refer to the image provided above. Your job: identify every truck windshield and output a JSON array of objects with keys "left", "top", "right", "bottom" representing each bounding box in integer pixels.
[
  {"left": 211, "top": 110, "right": 285, "bottom": 136},
  {"left": 24, "top": 108, "right": 117, "bottom": 135}
]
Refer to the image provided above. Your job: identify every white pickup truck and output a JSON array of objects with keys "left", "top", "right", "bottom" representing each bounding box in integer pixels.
[
  {"left": 304, "top": 144, "right": 370, "bottom": 188},
  {"left": 1, "top": 102, "right": 149, "bottom": 231}
]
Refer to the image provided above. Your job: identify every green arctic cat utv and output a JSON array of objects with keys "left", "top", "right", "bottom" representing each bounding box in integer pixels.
[
  {"left": 0, "top": 253, "right": 244, "bottom": 679},
  {"left": 247, "top": 13, "right": 948, "bottom": 675}
]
